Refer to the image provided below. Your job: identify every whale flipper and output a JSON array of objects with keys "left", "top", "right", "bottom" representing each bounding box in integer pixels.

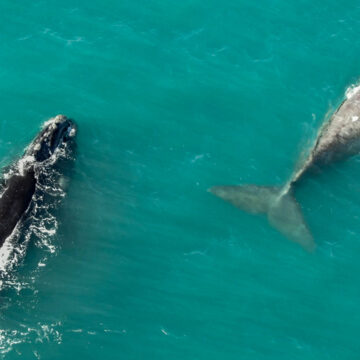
[{"left": 210, "top": 185, "right": 315, "bottom": 252}]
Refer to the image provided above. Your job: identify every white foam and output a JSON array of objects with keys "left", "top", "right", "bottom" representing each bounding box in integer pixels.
[
  {"left": 0, "top": 221, "right": 28, "bottom": 272},
  {"left": 17, "top": 155, "right": 35, "bottom": 176},
  {"left": 0, "top": 236, "right": 15, "bottom": 271}
]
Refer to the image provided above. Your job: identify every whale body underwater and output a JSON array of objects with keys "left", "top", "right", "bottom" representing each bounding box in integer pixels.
[
  {"left": 0, "top": 115, "right": 76, "bottom": 250},
  {"left": 210, "top": 86, "right": 360, "bottom": 251}
]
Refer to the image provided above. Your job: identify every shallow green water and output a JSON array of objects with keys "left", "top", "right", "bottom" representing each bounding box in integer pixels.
[{"left": 1, "top": 0, "right": 360, "bottom": 358}]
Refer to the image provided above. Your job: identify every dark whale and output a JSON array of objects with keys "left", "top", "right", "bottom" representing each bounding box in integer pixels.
[
  {"left": 0, "top": 115, "right": 76, "bottom": 249},
  {"left": 210, "top": 85, "right": 360, "bottom": 251}
]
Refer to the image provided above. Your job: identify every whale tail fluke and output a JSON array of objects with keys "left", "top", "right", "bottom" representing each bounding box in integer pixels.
[{"left": 209, "top": 184, "right": 315, "bottom": 252}]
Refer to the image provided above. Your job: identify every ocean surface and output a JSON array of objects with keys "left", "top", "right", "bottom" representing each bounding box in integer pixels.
[{"left": 1, "top": 0, "right": 360, "bottom": 359}]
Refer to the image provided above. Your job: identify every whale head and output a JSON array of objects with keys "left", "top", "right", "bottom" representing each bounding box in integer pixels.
[{"left": 28, "top": 115, "right": 76, "bottom": 162}]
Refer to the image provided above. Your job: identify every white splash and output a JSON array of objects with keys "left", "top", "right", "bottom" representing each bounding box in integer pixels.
[
  {"left": 0, "top": 234, "right": 16, "bottom": 271},
  {"left": 17, "top": 155, "right": 35, "bottom": 176}
]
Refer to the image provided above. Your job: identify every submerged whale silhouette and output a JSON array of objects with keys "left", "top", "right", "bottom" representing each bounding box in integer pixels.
[
  {"left": 210, "top": 86, "right": 360, "bottom": 251},
  {"left": 0, "top": 115, "right": 76, "bottom": 249}
]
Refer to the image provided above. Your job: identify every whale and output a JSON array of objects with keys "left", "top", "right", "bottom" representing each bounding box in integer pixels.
[
  {"left": 210, "top": 85, "right": 360, "bottom": 251},
  {"left": 0, "top": 115, "right": 76, "bottom": 249}
]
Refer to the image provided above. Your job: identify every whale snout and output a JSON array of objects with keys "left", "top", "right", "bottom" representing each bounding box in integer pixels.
[
  {"left": 53, "top": 115, "right": 76, "bottom": 142},
  {"left": 30, "top": 115, "right": 77, "bottom": 162},
  {"left": 45, "top": 115, "right": 76, "bottom": 153}
]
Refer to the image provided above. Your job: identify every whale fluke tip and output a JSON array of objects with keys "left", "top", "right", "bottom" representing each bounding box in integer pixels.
[{"left": 210, "top": 184, "right": 316, "bottom": 251}]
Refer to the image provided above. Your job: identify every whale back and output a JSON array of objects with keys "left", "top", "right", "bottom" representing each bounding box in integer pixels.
[
  {"left": 311, "top": 89, "right": 360, "bottom": 165},
  {"left": 0, "top": 170, "right": 36, "bottom": 247},
  {"left": 0, "top": 116, "right": 77, "bottom": 249}
]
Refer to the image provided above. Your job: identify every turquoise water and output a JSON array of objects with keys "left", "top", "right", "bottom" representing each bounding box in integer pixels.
[{"left": 1, "top": 0, "right": 360, "bottom": 358}]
